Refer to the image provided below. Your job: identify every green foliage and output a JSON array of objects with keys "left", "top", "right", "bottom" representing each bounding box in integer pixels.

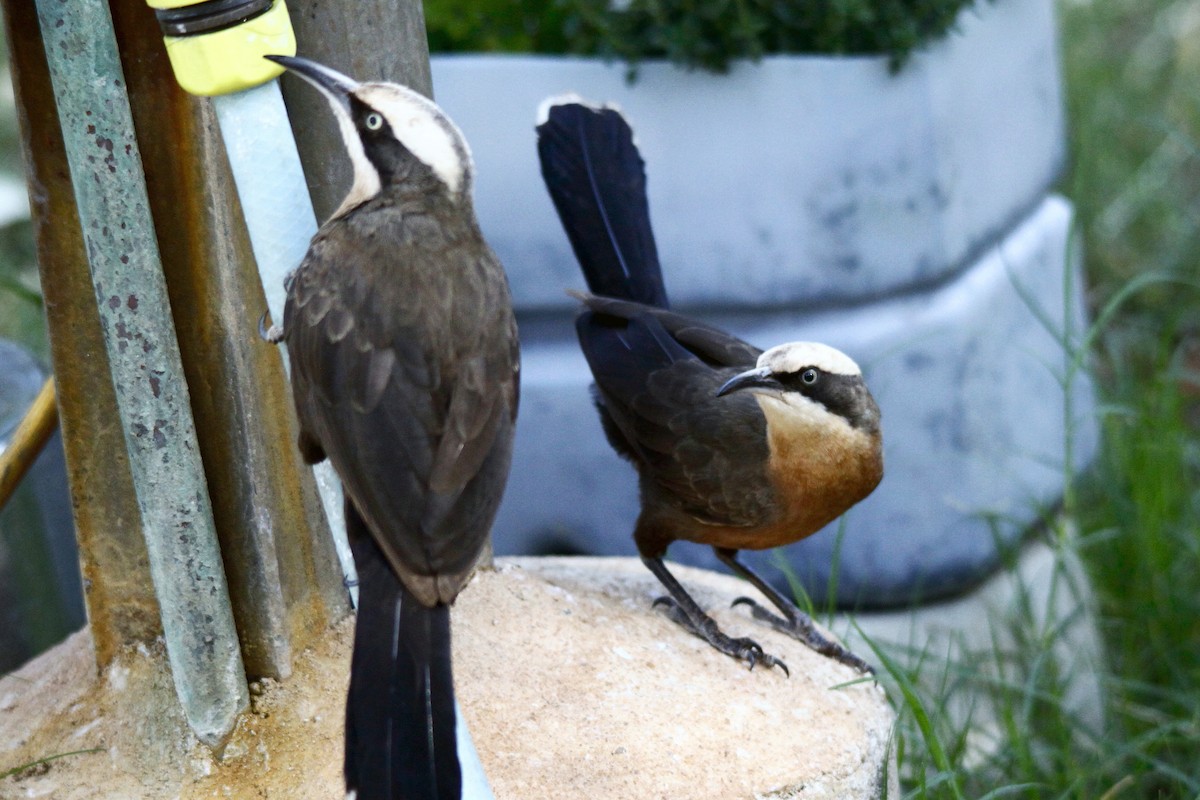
[
  {"left": 423, "top": 0, "right": 577, "bottom": 54},
  {"left": 0, "top": 219, "right": 46, "bottom": 364},
  {"left": 0, "top": 749, "right": 103, "bottom": 782},
  {"left": 0, "top": 39, "right": 43, "bottom": 362},
  {"left": 1061, "top": 0, "right": 1200, "bottom": 322},
  {"left": 423, "top": 0, "right": 985, "bottom": 72},
  {"left": 863, "top": 0, "right": 1200, "bottom": 793},
  {"left": 1060, "top": 2, "right": 1200, "bottom": 786}
]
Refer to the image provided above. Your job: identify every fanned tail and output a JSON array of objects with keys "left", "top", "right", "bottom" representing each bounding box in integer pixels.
[
  {"left": 344, "top": 500, "right": 461, "bottom": 800},
  {"left": 536, "top": 97, "right": 668, "bottom": 309}
]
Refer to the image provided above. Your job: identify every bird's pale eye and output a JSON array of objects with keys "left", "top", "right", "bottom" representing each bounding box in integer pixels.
[
  {"left": 801, "top": 368, "right": 818, "bottom": 385},
  {"left": 364, "top": 112, "right": 384, "bottom": 131}
]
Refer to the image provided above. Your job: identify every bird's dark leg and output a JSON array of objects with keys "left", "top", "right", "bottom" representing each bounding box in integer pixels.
[
  {"left": 714, "top": 548, "right": 874, "bottom": 675},
  {"left": 641, "top": 556, "right": 788, "bottom": 675}
]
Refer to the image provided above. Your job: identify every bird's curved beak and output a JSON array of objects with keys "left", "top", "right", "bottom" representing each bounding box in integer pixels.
[
  {"left": 266, "top": 55, "right": 358, "bottom": 113},
  {"left": 716, "top": 366, "right": 780, "bottom": 398}
]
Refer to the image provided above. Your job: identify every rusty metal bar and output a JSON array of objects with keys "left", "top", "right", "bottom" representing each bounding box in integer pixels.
[
  {"left": 0, "top": 378, "right": 57, "bottom": 512},
  {"left": 32, "top": 0, "right": 247, "bottom": 746}
]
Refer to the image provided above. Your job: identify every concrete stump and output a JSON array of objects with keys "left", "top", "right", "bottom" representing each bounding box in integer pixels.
[
  {"left": 0, "top": 556, "right": 897, "bottom": 798},
  {"left": 457, "top": 558, "right": 897, "bottom": 799}
]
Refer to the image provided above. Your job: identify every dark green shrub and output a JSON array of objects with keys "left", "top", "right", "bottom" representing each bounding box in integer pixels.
[{"left": 423, "top": 0, "right": 987, "bottom": 73}]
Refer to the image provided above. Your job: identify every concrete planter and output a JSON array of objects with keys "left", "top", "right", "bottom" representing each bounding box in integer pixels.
[
  {"left": 432, "top": 0, "right": 1064, "bottom": 311},
  {"left": 429, "top": 0, "right": 1097, "bottom": 606}
]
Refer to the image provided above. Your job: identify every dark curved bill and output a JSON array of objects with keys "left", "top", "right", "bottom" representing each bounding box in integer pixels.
[
  {"left": 265, "top": 54, "right": 359, "bottom": 111},
  {"left": 716, "top": 366, "right": 779, "bottom": 398}
]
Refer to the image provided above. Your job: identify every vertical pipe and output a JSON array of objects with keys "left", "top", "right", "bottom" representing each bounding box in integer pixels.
[
  {"left": 211, "top": 84, "right": 356, "bottom": 607},
  {"left": 33, "top": 0, "right": 248, "bottom": 746}
]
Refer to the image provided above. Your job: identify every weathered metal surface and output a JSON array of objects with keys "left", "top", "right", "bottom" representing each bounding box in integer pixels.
[
  {"left": 1, "top": 0, "right": 162, "bottom": 668},
  {"left": 282, "top": 0, "right": 434, "bottom": 220},
  {"left": 0, "top": 378, "right": 57, "bottom": 512},
  {"left": 109, "top": 0, "right": 350, "bottom": 678},
  {"left": 32, "top": 0, "right": 247, "bottom": 746}
]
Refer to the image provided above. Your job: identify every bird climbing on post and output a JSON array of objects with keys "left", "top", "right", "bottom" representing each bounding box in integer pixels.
[
  {"left": 264, "top": 55, "right": 519, "bottom": 799},
  {"left": 536, "top": 97, "right": 881, "bottom": 675}
]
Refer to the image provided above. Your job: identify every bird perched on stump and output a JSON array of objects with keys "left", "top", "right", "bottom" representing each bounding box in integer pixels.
[
  {"left": 536, "top": 97, "right": 880, "bottom": 675},
  {"left": 264, "top": 55, "right": 519, "bottom": 799}
]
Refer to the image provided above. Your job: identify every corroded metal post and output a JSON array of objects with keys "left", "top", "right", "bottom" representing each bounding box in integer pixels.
[
  {"left": 32, "top": 0, "right": 247, "bottom": 746},
  {"left": 4, "top": 0, "right": 399, "bottom": 752},
  {"left": 108, "top": 0, "right": 349, "bottom": 682},
  {"left": 2, "top": 0, "right": 162, "bottom": 668}
]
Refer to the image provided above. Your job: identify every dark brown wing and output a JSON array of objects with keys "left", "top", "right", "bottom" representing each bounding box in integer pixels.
[
  {"left": 573, "top": 292, "right": 762, "bottom": 367},
  {"left": 575, "top": 307, "right": 773, "bottom": 527},
  {"left": 284, "top": 216, "right": 517, "bottom": 604}
]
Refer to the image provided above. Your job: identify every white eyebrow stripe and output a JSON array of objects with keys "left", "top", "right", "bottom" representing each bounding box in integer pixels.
[
  {"left": 758, "top": 341, "right": 861, "bottom": 377},
  {"left": 356, "top": 83, "right": 473, "bottom": 197}
]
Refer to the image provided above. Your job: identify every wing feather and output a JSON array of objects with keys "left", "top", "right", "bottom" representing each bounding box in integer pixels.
[
  {"left": 284, "top": 220, "right": 517, "bottom": 598},
  {"left": 575, "top": 310, "right": 772, "bottom": 526}
]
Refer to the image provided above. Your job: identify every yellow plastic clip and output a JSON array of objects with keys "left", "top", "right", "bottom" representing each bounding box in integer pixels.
[{"left": 146, "top": 0, "right": 296, "bottom": 96}]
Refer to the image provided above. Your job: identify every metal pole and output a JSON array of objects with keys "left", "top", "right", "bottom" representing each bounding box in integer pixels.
[
  {"left": 108, "top": 0, "right": 350, "bottom": 681},
  {"left": 33, "top": 0, "right": 248, "bottom": 747}
]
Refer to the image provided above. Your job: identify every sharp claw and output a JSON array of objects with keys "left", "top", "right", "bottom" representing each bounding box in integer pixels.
[
  {"left": 751, "top": 647, "right": 786, "bottom": 676},
  {"left": 735, "top": 598, "right": 873, "bottom": 675},
  {"left": 740, "top": 645, "right": 759, "bottom": 671},
  {"left": 649, "top": 594, "right": 789, "bottom": 676},
  {"left": 758, "top": 655, "right": 788, "bottom": 677}
]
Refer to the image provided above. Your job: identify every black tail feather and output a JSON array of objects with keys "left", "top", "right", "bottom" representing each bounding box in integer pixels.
[
  {"left": 345, "top": 500, "right": 461, "bottom": 800},
  {"left": 537, "top": 100, "right": 668, "bottom": 308}
]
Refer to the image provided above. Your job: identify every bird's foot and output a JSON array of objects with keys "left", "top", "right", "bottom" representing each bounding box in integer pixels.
[
  {"left": 258, "top": 310, "right": 285, "bottom": 344},
  {"left": 732, "top": 597, "right": 874, "bottom": 675},
  {"left": 653, "top": 596, "right": 789, "bottom": 676}
]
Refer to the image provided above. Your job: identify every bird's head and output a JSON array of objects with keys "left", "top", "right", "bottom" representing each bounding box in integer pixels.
[
  {"left": 267, "top": 55, "right": 473, "bottom": 217},
  {"left": 717, "top": 342, "right": 880, "bottom": 434}
]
